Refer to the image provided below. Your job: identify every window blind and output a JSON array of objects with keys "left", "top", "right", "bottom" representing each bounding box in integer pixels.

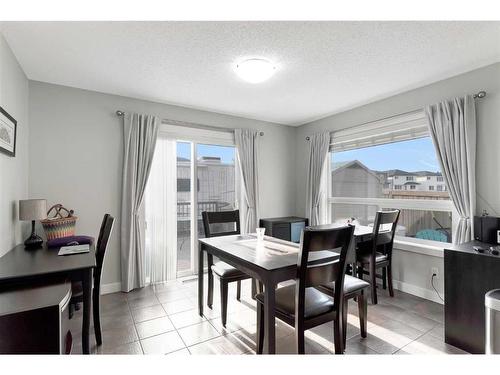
[
  {"left": 330, "top": 110, "right": 428, "bottom": 152},
  {"left": 160, "top": 121, "right": 235, "bottom": 146}
]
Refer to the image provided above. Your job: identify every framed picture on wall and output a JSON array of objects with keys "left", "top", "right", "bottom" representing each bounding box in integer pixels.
[{"left": 0, "top": 106, "right": 17, "bottom": 157}]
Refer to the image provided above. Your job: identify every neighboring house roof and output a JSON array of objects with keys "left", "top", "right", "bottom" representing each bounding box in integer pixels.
[
  {"left": 332, "top": 160, "right": 383, "bottom": 181},
  {"left": 379, "top": 169, "right": 411, "bottom": 176},
  {"left": 415, "top": 171, "right": 442, "bottom": 177},
  {"left": 331, "top": 160, "right": 352, "bottom": 170},
  {"left": 377, "top": 169, "right": 442, "bottom": 177}
]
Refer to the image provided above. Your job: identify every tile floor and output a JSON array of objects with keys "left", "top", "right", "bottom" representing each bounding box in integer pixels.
[{"left": 71, "top": 277, "right": 467, "bottom": 355}]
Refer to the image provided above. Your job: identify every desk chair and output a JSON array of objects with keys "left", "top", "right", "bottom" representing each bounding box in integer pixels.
[{"left": 69, "top": 214, "right": 114, "bottom": 346}]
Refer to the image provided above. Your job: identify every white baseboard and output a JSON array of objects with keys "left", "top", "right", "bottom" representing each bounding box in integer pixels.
[
  {"left": 99, "top": 278, "right": 444, "bottom": 305},
  {"left": 100, "top": 282, "right": 122, "bottom": 295},
  {"left": 393, "top": 279, "right": 444, "bottom": 305}
]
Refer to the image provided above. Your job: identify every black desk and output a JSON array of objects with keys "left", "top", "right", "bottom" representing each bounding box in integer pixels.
[
  {"left": 0, "top": 281, "right": 72, "bottom": 354},
  {"left": 0, "top": 243, "right": 96, "bottom": 354},
  {"left": 444, "top": 240, "right": 500, "bottom": 353},
  {"left": 259, "top": 216, "right": 309, "bottom": 243}
]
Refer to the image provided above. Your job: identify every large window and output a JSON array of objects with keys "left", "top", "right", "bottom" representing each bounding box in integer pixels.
[{"left": 328, "top": 112, "right": 454, "bottom": 244}]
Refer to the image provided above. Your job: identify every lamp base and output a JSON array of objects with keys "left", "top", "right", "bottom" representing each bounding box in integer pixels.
[{"left": 24, "top": 226, "right": 43, "bottom": 249}]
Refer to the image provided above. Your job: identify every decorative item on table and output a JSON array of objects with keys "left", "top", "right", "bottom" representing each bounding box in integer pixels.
[
  {"left": 41, "top": 204, "right": 78, "bottom": 240},
  {"left": 47, "top": 235, "right": 94, "bottom": 248},
  {"left": 19, "top": 199, "right": 47, "bottom": 249},
  {"left": 346, "top": 217, "right": 360, "bottom": 226},
  {"left": 0, "top": 105, "right": 17, "bottom": 157},
  {"left": 256, "top": 227, "right": 265, "bottom": 242}
]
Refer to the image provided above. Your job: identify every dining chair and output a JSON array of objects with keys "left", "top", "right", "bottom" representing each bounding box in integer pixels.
[
  {"left": 317, "top": 275, "right": 369, "bottom": 348},
  {"left": 69, "top": 213, "right": 114, "bottom": 346},
  {"left": 355, "top": 209, "right": 400, "bottom": 305},
  {"left": 255, "top": 225, "right": 355, "bottom": 354},
  {"left": 202, "top": 210, "right": 253, "bottom": 327}
]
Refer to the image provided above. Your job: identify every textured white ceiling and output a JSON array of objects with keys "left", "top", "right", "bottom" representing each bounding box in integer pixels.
[{"left": 1, "top": 21, "right": 499, "bottom": 125}]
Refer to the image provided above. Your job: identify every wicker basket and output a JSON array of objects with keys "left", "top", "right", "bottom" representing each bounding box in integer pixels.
[{"left": 41, "top": 204, "right": 78, "bottom": 240}]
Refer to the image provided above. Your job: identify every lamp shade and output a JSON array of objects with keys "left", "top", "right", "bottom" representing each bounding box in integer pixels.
[{"left": 19, "top": 199, "right": 47, "bottom": 221}]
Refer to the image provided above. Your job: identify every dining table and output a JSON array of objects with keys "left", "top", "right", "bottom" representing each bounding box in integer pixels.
[
  {"left": 198, "top": 223, "right": 375, "bottom": 354},
  {"left": 0, "top": 243, "right": 96, "bottom": 354}
]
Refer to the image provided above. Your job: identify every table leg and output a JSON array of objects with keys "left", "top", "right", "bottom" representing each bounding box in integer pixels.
[
  {"left": 198, "top": 243, "right": 204, "bottom": 317},
  {"left": 207, "top": 254, "right": 214, "bottom": 308},
  {"left": 81, "top": 268, "right": 92, "bottom": 354},
  {"left": 263, "top": 281, "right": 276, "bottom": 354}
]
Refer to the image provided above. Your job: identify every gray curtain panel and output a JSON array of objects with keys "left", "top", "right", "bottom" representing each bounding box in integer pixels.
[
  {"left": 305, "top": 132, "right": 330, "bottom": 226},
  {"left": 425, "top": 95, "right": 476, "bottom": 244},
  {"left": 121, "top": 112, "right": 160, "bottom": 292},
  {"left": 235, "top": 129, "right": 260, "bottom": 233}
]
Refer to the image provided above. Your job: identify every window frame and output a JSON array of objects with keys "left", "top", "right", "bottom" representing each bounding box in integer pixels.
[{"left": 327, "top": 110, "right": 456, "bottom": 246}]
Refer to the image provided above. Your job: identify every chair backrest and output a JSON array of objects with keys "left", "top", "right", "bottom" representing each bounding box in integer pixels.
[
  {"left": 296, "top": 225, "right": 355, "bottom": 317},
  {"left": 202, "top": 210, "right": 240, "bottom": 238},
  {"left": 94, "top": 214, "right": 115, "bottom": 285},
  {"left": 371, "top": 210, "right": 400, "bottom": 258}
]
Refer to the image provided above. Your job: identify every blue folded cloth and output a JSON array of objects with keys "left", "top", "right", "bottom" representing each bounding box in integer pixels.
[{"left": 47, "top": 235, "right": 94, "bottom": 248}]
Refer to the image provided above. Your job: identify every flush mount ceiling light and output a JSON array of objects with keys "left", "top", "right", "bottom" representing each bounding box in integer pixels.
[{"left": 234, "top": 58, "right": 276, "bottom": 84}]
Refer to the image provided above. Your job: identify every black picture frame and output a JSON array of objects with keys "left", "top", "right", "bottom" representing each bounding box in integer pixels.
[{"left": 0, "top": 106, "right": 17, "bottom": 157}]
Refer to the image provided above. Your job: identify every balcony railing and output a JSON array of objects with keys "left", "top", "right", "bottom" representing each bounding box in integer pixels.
[{"left": 177, "top": 200, "right": 233, "bottom": 221}]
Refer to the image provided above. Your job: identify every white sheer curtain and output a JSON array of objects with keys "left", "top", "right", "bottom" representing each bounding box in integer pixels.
[{"left": 144, "top": 137, "right": 178, "bottom": 283}]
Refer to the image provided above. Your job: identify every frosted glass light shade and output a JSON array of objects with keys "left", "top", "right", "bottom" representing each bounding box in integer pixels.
[{"left": 235, "top": 59, "right": 276, "bottom": 84}]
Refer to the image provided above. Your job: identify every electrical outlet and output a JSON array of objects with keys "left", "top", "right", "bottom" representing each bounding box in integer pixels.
[{"left": 431, "top": 267, "right": 439, "bottom": 279}]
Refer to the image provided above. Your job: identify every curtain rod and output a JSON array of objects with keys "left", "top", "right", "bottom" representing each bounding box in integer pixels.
[
  {"left": 305, "top": 90, "right": 487, "bottom": 141},
  {"left": 115, "top": 110, "right": 264, "bottom": 136}
]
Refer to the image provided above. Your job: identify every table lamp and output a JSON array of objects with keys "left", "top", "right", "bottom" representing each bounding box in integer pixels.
[{"left": 19, "top": 199, "right": 47, "bottom": 248}]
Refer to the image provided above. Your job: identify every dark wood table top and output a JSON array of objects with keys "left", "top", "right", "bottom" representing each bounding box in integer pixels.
[
  {"left": 0, "top": 281, "right": 72, "bottom": 316},
  {"left": 200, "top": 234, "right": 342, "bottom": 272},
  {"left": 200, "top": 226, "right": 374, "bottom": 271},
  {"left": 202, "top": 234, "right": 300, "bottom": 271},
  {"left": 0, "top": 243, "right": 96, "bottom": 283},
  {"left": 310, "top": 223, "right": 374, "bottom": 237},
  {"left": 445, "top": 240, "right": 499, "bottom": 256}
]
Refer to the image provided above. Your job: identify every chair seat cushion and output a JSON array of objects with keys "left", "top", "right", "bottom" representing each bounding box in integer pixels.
[
  {"left": 211, "top": 261, "right": 247, "bottom": 278},
  {"left": 321, "top": 275, "right": 370, "bottom": 295},
  {"left": 255, "top": 285, "right": 335, "bottom": 319},
  {"left": 358, "top": 252, "right": 388, "bottom": 264}
]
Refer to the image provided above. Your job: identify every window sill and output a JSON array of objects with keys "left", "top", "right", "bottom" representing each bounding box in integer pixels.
[{"left": 393, "top": 237, "right": 446, "bottom": 258}]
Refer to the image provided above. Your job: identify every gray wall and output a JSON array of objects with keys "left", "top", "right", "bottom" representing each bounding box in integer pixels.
[
  {"left": 295, "top": 62, "right": 500, "bottom": 301},
  {"left": 0, "top": 34, "right": 29, "bottom": 257},
  {"left": 28, "top": 81, "right": 297, "bottom": 287}
]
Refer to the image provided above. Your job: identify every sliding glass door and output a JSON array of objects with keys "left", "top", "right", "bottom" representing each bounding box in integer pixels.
[{"left": 145, "top": 134, "right": 238, "bottom": 282}]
